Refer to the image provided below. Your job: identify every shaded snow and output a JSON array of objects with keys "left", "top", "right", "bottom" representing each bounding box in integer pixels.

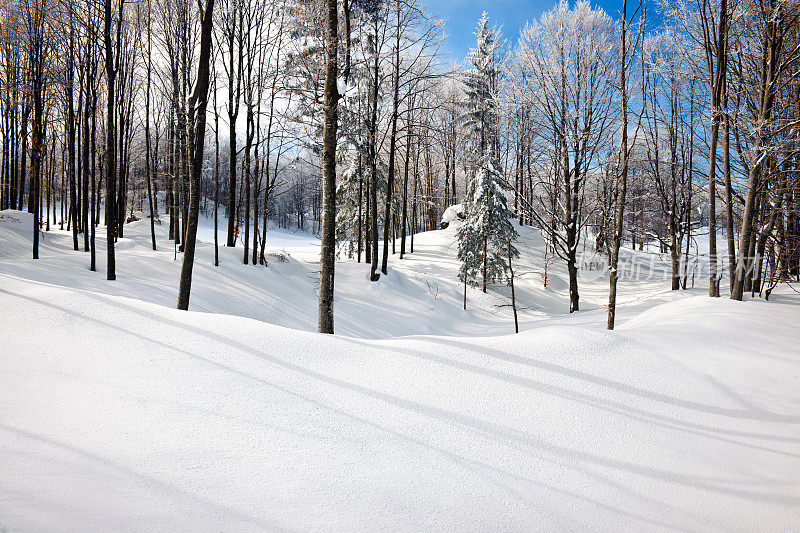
[
  {"left": 1, "top": 276, "right": 799, "bottom": 530},
  {"left": 1, "top": 209, "right": 799, "bottom": 530}
]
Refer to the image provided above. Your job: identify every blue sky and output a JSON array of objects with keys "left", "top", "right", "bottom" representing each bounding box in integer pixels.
[{"left": 427, "top": 0, "right": 662, "bottom": 62}]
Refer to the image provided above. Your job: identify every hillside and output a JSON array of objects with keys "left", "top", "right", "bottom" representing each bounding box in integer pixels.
[
  {"left": 0, "top": 208, "right": 709, "bottom": 338},
  {"left": 1, "top": 211, "right": 799, "bottom": 531}
]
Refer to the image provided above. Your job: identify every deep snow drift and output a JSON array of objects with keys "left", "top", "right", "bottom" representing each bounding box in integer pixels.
[{"left": 1, "top": 209, "right": 799, "bottom": 531}]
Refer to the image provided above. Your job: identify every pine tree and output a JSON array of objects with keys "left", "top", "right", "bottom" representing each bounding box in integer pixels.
[
  {"left": 457, "top": 12, "right": 518, "bottom": 295},
  {"left": 462, "top": 12, "right": 500, "bottom": 172},
  {"left": 457, "top": 218, "right": 481, "bottom": 308},
  {"left": 458, "top": 164, "right": 518, "bottom": 294},
  {"left": 335, "top": 148, "right": 362, "bottom": 257}
]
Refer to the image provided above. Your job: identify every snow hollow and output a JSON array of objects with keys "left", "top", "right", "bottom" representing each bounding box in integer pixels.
[{"left": 1, "top": 209, "right": 799, "bottom": 530}]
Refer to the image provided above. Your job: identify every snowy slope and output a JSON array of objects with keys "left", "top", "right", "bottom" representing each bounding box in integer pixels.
[
  {"left": 0, "top": 209, "right": 708, "bottom": 338},
  {"left": 1, "top": 274, "right": 799, "bottom": 531},
  {"left": 1, "top": 209, "right": 799, "bottom": 530}
]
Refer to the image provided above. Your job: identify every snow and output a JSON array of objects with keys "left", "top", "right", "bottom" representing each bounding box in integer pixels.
[
  {"left": 0, "top": 208, "right": 714, "bottom": 338},
  {"left": 440, "top": 203, "right": 464, "bottom": 225},
  {"left": 1, "top": 209, "right": 799, "bottom": 530},
  {"left": 337, "top": 77, "right": 349, "bottom": 97}
]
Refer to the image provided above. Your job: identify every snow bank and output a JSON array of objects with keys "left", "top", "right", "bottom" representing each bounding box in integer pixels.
[
  {"left": 440, "top": 203, "right": 465, "bottom": 228},
  {"left": 1, "top": 274, "right": 798, "bottom": 531}
]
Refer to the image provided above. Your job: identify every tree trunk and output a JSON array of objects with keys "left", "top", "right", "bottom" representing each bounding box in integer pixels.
[
  {"left": 723, "top": 84, "right": 735, "bottom": 292},
  {"left": 214, "top": 86, "right": 220, "bottom": 267},
  {"left": 82, "top": 73, "right": 90, "bottom": 252},
  {"left": 104, "top": 0, "right": 117, "bottom": 280},
  {"left": 381, "top": 24, "right": 401, "bottom": 276},
  {"left": 20, "top": 108, "right": 29, "bottom": 213},
  {"left": 177, "top": 0, "right": 216, "bottom": 310},
  {"left": 400, "top": 122, "right": 412, "bottom": 259},
  {"left": 608, "top": 0, "right": 630, "bottom": 329},
  {"left": 145, "top": 5, "right": 156, "bottom": 252},
  {"left": 357, "top": 155, "right": 363, "bottom": 262},
  {"left": 369, "top": 43, "right": 380, "bottom": 282},
  {"left": 226, "top": 41, "right": 239, "bottom": 248},
  {"left": 251, "top": 121, "right": 260, "bottom": 266},
  {"left": 365, "top": 178, "right": 371, "bottom": 263},
  {"left": 731, "top": 3, "right": 778, "bottom": 301},
  {"left": 67, "top": 17, "right": 79, "bottom": 251},
  {"left": 568, "top": 254, "right": 579, "bottom": 313},
  {"left": 508, "top": 238, "right": 518, "bottom": 333},
  {"left": 90, "top": 90, "right": 97, "bottom": 271},
  {"left": 318, "top": 0, "right": 339, "bottom": 333},
  {"left": 243, "top": 109, "right": 252, "bottom": 264},
  {"left": 707, "top": 0, "right": 728, "bottom": 298},
  {"left": 30, "top": 108, "right": 43, "bottom": 260}
]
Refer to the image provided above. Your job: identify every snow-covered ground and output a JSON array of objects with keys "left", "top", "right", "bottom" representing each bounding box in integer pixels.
[
  {"left": 0, "top": 208, "right": 714, "bottom": 338},
  {"left": 1, "top": 209, "right": 799, "bottom": 530}
]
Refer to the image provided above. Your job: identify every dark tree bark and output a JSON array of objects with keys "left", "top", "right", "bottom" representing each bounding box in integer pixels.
[
  {"left": 368, "top": 32, "right": 380, "bottom": 282},
  {"left": 82, "top": 33, "right": 91, "bottom": 253},
  {"left": 222, "top": 1, "right": 243, "bottom": 248},
  {"left": 357, "top": 155, "right": 363, "bottom": 262},
  {"left": 177, "top": 0, "right": 216, "bottom": 310},
  {"left": 20, "top": 107, "right": 29, "bottom": 212},
  {"left": 318, "top": 0, "right": 339, "bottom": 333},
  {"left": 410, "top": 144, "right": 418, "bottom": 253},
  {"left": 104, "top": 0, "right": 117, "bottom": 280},
  {"left": 1, "top": 97, "right": 7, "bottom": 211},
  {"left": 381, "top": 8, "right": 402, "bottom": 276},
  {"left": 67, "top": 13, "right": 79, "bottom": 251},
  {"left": 214, "top": 76, "right": 220, "bottom": 267},
  {"left": 508, "top": 238, "right": 518, "bottom": 333},
  {"left": 145, "top": 1, "right": 156, "bottom": 252},
  {"left": 701, "top": 0, "right": 729, "bottom": 297},
  {"left": 242, "top": 108, "right": 252, "bottom": 264},
  {"left": 482, "top": 236, "right": 487, "bottom": 293},
  {"left": 90, "top": 77, "right": 98, "bottom": 271},
  {"left": 26, "top": 0, "right": 48, "bottom": 260},
  {"left": 608, "top": 0, "right": 635, "bottom": 330},
  {"left": 731, "top": 0, "right": 781, "bottom": 301},
  {"left": 365, "top": 178, "right": 371, "bottom": 263}
]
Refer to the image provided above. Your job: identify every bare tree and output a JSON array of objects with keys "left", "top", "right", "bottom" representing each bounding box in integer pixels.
[
  {"left": 608, "top": 0, "right": 645, "bottom": 330},
  {"left": 22, "top": 0, "right": 52, "bottom": 260},
  {"left": 177, "top": 0, "right": 216, "bottom": 310},
  {"left": 515, "top": 0, "right": 616, "bottom": 312},
  {"left": 731, "top": 0, "right": 800, "bottom": 299}
]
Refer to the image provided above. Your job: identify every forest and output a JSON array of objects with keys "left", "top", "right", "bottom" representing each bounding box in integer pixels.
[{"left": 1, "top": 0, "right": 799, "bottom": 331}]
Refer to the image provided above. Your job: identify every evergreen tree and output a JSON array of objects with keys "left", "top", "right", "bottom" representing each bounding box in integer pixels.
[
  {"left": 336, "top": 149, "right": 361, "bottom": 258},
  {"left": 457, "top": 218, "right": 481, "bottom": 309},
  {"left": 459, "top": 164, "right": 518, "bottom": 288},
  {"left": 463, "top": 12, "right": 500, "bottom": 170},
  {"left": 457, "top": 12, "right": 518, "bottom": 294}
]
